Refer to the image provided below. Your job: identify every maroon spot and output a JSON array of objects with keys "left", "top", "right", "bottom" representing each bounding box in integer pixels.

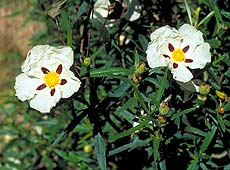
[
  {"left": 41, "top": 67, "right": 50, "bottom": 74},
  {"left": 168, "top": 43, "right": 174, "bottom": 52},
  {"left": 36, "top": 83, "right": 46, "bottom": 90},
  {"left": 50, "top": 88, "right": 56, "bottom": 96},
  {"left": 163, "top": 54, "right": 170, "bottom": 59},
  {"left": 185, "top": 59, "right": 193, "bottom": 63},
  {"left": 60, "top": 79, "right": 67, "bottom": 85},
  {"left": 183, "top": 45, "right": 190, "bottom": 53},
  {"left": 173, "top": 63, "right": 178, "bottom": 69},
  {"left": 56, "top": 64, "right": 62, "bottom": 74}
]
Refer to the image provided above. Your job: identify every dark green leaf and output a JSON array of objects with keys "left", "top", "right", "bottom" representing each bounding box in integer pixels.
[{"left": 94, "top": 133, "right": 106, "bottom": 170}]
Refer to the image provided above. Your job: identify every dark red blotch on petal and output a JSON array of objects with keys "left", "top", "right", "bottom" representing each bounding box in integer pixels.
[
  {"left": 183, "top": 45, "right": 190, "bottom": 53},
  {"left": 56, "top": 64, "right": 62, "bottom": 74},
  {"left": 60, "top": 79, "right": 67, "bottom": 85},
  {"left": 36, "top": 83, "right": 47, "bottom": 90},
  {"left": 50, "top": 88, "right": 56, "bottom": 96},
  {"left": 168, "top": 43, "right": 174, "bottom": 52},
  {"left": 185, "top": 59, "right": 193, "bottom": 63},
  {"left": 173, "top": 63, "right": 178, "bottom": 69},
  {"left": 163, "top": 54, "right": 170, "bottom": 59},
  {"left": 41, "top": 67, "right": 50, "bottom": 74}
]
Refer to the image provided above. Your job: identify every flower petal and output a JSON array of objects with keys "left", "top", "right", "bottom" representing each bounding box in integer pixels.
[
  {"left": 93, "top": 0, "right": 110, "bottom": 19},
  {"left": 150, "top": 25, "right": 181, "bottom": 47},
  {"left": 170, "top": 64, "right": 193, "bottom": 83},
  {"left": 187, "top": 42, "right": 211, "bottom": 69},
  {"left": 59, "top": 69, "right": 81, "bottom": 98},
  {"left": 30, "top": 88, "right": 61, "bottom": 113},
  {"left": 21, "top": 45, "right": 74, "bottom": 77},
  {"left": 50, "top": 46, "right": 74, "bottom": 68},
  {"left": 14, "top": 74, "right": 43, "bottom": 101},
  {"left": 179, "top": 24, "right": 204, "bottom": 46},
  {"left": 146, "top": 43, "right": 168, "bottom": 68},
  {"left": 22, "top": 45, "right": 51, "bottom": 73}
]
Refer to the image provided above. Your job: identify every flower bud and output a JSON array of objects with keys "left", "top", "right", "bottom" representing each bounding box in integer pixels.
[
  {"left": 199, "top": 83, "right": 211, "bottom": 95},
  {"left": 218, "top": 106, "right": 224, "bottom": 114},
  {"left": 132, "top": 73, "right": 142, "bottom": 85},
  {"left": 215, "top": 90, "right": 228, "bottom": 100},
  {"left": 197, "top": 94, "right": 207, "bottom": 102},
  {"left": 84, "top": 144, "right": 92, "bottom": 153},
  {"left": 135, "top": 61, "right": 146, "bottom": 75},
  {"left": 83, "top": 57, "right": 91, "bottom": 67},
  {"left": 158, "top": 115, "right": 166, "bottom": 124},
  {"left": 159, "top": 101, "right": 170, "bottom": 115}
]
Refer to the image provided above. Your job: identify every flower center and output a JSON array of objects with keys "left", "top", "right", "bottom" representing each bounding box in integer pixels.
[
  {"left": 172, "top": 48, "right": 185, "bottom": 62},
  {"left": 43, "top": 72, "right": 60, "bottom": 88}
]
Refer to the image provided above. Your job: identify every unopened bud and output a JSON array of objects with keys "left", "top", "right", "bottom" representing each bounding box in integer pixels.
[
  {"left": 199, "top": 83, "right": 211, "bottom": 95},
  {"left": 119, "top": 34, "right": 125, "bottom": 44},
  {"left": 135, "top": 61, "right": 146, "bottom": 75},
  {"left": 215, "top": 90, "right": 227, "bottom": 100},
  {"left": 83, "top": 57, "right": 91, "bottom": 67},
  {"left": 159, "top": 101, "right": 170, "bottom": 115},
  {"left": 83, "top": 145, "right": 92, "bottom": 153},
  {"left": 218, "top": 106, "right": 224, "bottom": 114},
  {"left": 158, "top": 115, "right": 166, "bottom": 124},
  {"left": 197, "top": 94, "right": 207, "bottom": 102},
  {"left": 132, "top": 73, "right": 142, "bottom": 85}
]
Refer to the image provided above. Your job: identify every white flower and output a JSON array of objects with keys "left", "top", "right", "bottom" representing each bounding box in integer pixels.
[
  {"left": 14, "top": 45, "right": 81, "bottom": 113},
  {"left": 146, "top": 24, "right": 211, "bottom": 83},
  {"left": 93, "top": 0, "right": 110, "bottom": 20},
  {"left": 93, "top": 0, "right": 141, "bottom": 22}
]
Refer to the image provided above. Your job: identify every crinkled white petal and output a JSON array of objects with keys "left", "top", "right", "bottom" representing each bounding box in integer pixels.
[
  {"left": 49, "top": 46, "right": 74, "bottom": 68},
  {"left": 14, "top": 73, "right": 43, "bottom": 101},
  {"left": 30, "top": 88, "right": 61, "bottom": 113},
  {"left": 146, "top": 43, "right": 168, "bottom": 68},
  {"left": 170, "top": 64, "right": 193, "bottom": 83},
  {"left": 22, "top": 45, "right": 50, "bottom": 73},
  {"left": 187, "top": 42, "right": 211, "bottom": 69},
  {"left": 179, "top": 24, "right": 204, "bottom": 46},
  {"left": 59, "top": 69, "right": 81, "bottom": 98},
  {"left": 22, "top": 45, "right": 74, "bottom": 75},
  {"left": 150, "top": 25, "right": 181, "bottom": 43}
]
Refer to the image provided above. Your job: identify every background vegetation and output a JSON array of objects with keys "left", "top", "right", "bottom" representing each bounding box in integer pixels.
[{"left": 0, "top": 0, "right": 229, "bottom": 169}]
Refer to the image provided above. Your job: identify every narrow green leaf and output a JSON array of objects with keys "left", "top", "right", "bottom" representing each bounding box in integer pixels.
[
  {"left": 109, "top": 82, "right": 130, "bottom": 98},
  {"left": 138, "top": 34, "right": 148, "bottom": 51},
  {"left": 52, "top": 131, "right": 67, "bottom": 146},
  {"left": 94, "top": 133, "right": 106, "bottom": 170},
  {"left": 200, "top": 126, "right": 217, "bottom": 154},
  {"left": 153, "top": 136, "right": 161, "bottom": 162},
  {"left": 76, "top": 1, "right": 88, "bottom": 19},
  {"left": 184, "top": 0, "right": 193, "bottom": 25},
  {"left": 61, "top": 11, "right": 72, "bottom": 46},
  {"left": 36, "top": 121, "right": 57, "bottom": 126},
  {"left": 200, "top": 163, "right": 208, "bottom": 170},
  {"left": 155, "top": 68, "right": 168, "bottom": 107},
  {"left": 217, "top": 113, "right": 225, "bottom": 132},
  {"left": 54, "top": 149, "right": 68, "bottom": 160},
  {"left": 197, "top": 11, "right": 215, "bottom": 28},
  {"left": 171, "top": 105, "right": 199, "bottom": 120},
  {"left": 90, "top": 44, "right": 106, "bottom": 61},
  {"left": 187, "top": 159, "right": 198, "bottom": 170},
  {"left": 90, "top": 67, "right": 133, "bottom": 77},
  {"left": 221, "top": 11, "right": 230, "bottom": 19},
  {"left": 108, "top": 138, "right": 147, "bottom": 156},
  {"left": 185, "top": 126, "right": 206, "bottom": 137},
  {"left": 109, "top": 119, "right": 149, "bottom": 142}
]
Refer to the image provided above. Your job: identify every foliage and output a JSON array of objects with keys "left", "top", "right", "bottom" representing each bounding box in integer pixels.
[{"left": 0, "top": 0, "right": 230, "bottom": 169}]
